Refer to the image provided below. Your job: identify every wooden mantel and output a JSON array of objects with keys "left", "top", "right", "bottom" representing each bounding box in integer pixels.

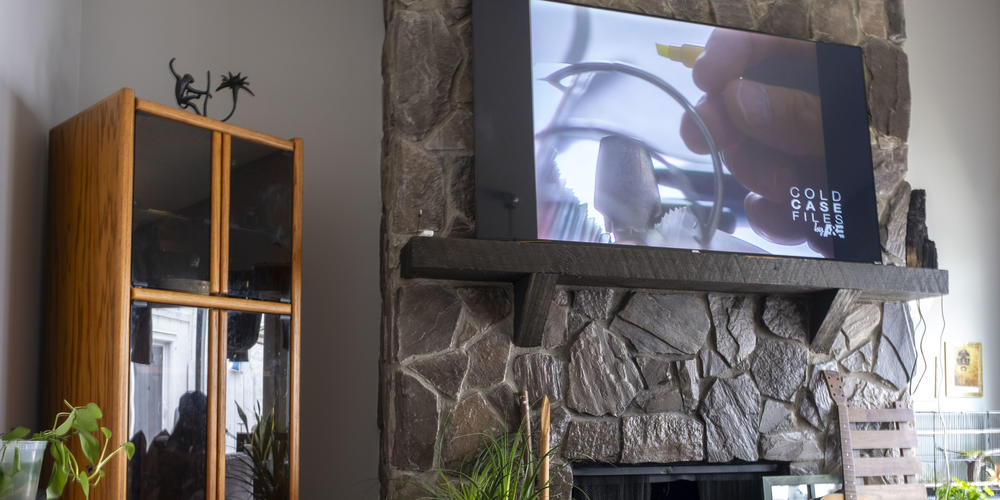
[{"left": 401, "top": 237, "right": 948, "bottom": 351}]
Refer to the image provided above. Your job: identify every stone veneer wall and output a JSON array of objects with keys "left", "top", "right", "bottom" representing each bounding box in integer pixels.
[{"left": 380, "top": 0, "right": 914, "bottom": 499}]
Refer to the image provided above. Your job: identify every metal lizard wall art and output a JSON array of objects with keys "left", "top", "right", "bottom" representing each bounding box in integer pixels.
[{"left": 169, "top": 58, "right": 254, "bottom": 122}]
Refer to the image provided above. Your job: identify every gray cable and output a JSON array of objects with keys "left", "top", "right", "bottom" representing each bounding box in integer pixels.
[{"left": 543, "top": 62, "right": 724, "bottom": 246}]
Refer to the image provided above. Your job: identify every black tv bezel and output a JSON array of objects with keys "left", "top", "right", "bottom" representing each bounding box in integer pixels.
[{"left": 472, "top": 0, "right": 882, "bottom": 264}]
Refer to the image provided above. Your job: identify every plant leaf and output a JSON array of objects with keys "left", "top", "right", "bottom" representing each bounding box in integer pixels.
[
  {"left": 46, "top": 462, "right": 68, "bottom": 499},
  {"left": 2, "top": 426, "right": 31, "bottom": 441},
  {"left": 123, "top": 442, "right": 136, "bottom": 460},
  {"left": 84, "top": 403, "right": 102, "bottom": 420},
  {"left": 79, "top": 472, "right": 90, "bottom": 499},
  {"left": 101, "top": 427, "right": 112, "bottom": 440},
  {"left": 79, "top": 430, "right": 100, "bottom": 465},
  {"left": 74, "top": 409, "right": 98, "bottom": 434},
  {"left": 53, "top": 414, "right": 75, "bottom": 436}
]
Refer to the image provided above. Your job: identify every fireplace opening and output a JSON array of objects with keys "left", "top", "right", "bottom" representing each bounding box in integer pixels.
[{"left": 572, "top": 463, "right": 787, "bottom": 500}]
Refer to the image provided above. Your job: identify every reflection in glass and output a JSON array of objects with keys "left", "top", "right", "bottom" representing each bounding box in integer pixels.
[
  {"left": 132, "top": 111, "right": 213, "bottom": 293},
  {"left": 128, "top": 303, "right": 209, "bottom": 500},
  {"left": 225, "top": 312, "right": 291, "bottom": 500},
  {"left": 228, "top": 138, "right": 293, "bottom": 302}
]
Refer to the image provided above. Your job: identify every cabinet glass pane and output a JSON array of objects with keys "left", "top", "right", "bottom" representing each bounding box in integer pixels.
[
  {"left": 224, "top": 312, "right": 291, "bottom": 500},
  {"left": 127, "top": 303, "right": 209, "bottom": 500},
  {"left": 228, "top": 138, "right": 293, "bottom": 302},
  {"left": 132, "top": 111, "right": 213, "bottom": 294}
]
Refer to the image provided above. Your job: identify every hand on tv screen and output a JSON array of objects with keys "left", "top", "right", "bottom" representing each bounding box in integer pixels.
[{"left": 679, "top": 29, "right": 832, "bottom": 255}]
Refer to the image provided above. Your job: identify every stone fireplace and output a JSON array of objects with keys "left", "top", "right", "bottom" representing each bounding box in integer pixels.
[{"left": 380, "top": 0, "right": 915, "bottom": 499}]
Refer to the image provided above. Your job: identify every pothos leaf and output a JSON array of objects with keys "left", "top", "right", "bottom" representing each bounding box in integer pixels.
[
  {"left": 46, "top": 462, "right": 68, "bottom": 499},
  {"left": 1, "top": 426, "right": 31, "bottom": 441},
  {"left": 79, "top": 430, "right": 100, "bottom": 465},
  {"left": 123, "top": 442, "right": 136, "bottom": 460}
]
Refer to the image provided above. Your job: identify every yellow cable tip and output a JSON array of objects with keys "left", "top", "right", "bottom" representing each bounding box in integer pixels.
[{"left": 656, "top": 43, "right": 704, "bottom": 68}]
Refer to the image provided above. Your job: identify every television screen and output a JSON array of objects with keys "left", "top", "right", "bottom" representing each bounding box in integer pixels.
[{"left": 474, "top": 0, "right": 881, "bottom": 262}]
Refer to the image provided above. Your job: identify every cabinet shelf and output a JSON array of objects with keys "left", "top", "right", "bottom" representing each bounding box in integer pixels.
[{"left": 401, "top": 237, "right": 948, "bottom": 350}]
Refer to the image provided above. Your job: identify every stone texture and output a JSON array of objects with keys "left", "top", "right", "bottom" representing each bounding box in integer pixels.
[
  {"left": 858, "top": 0, "right": 888, "bottom": 39},
  {"left": 758, "top": 0, "right": 810, "bottom": 39},
  {"left": 549, "top": 465, "right": 574, "bottom": 500},
  {"left": 797, "top": 395, "right": 823, "bottom": 431},
  {"left": 392, "top": 374, "right": 439, "bottom": 470},
  {"left": 752, "top": 337, "right": 807, "bottom": 402},
  {"left": 761, "top": 430, "right": 824, "bottom": 461},
  {"left": 464, "top": 326, "right": 511, "bottom": 388},
  {"left": 637, "top": 387, "right": 685, "bottom": 413},
  {"left": 874, "top": 335, "right": 910, "bottom": 390},
  {"left": 409, "top": 350, "right": 468, "bottom": 398},
  {"left": 456, "top": 287, "right": 512, "bottom": 330},
  {"left": 709, "top": 0, "right": 755, "bottom": 29},
  {"left": 444, "top": 0, "right": 470, "bottom": 20},
  {"left": 762, "top": 296, "right": 808, "bottom": 343},
  {"left": 842, "top": 341, "right": 874, "bottom": 372},
  {"left": 880, "top": 182, "right": 911, "bottom": 263},
  {"left": 388, "top": 9, "right": 460, "bottom": 138},
  {"left": 666, "top": 0, "right": 712, "bottom": 22},
  {"left": 621, "top": 413, "right": 705, "bottom": 463},
  {"left": 388, "top": 138, "right": 446, "bottom": 233},
  {"left": 397, "top": 284, "right": 461, "bottom": 359},
  {"left": 872, "top": 145, "right": 908, "bottom": 196},
  {"left": 567, "top": 310, "right": 590, "bottom": 339},
  {"left": 610, "top": 317, "right": 679, "bottom": 355},
  {"left": 810, "top": 0, "right": 859, "bottom": 44},
  {"left": 875, "top": 304, "right": 917, "bottom": 389},
  {"left": 573, "top": 288, "right": 615, "bottom": 321},
  {"left": 759, "top": 399, "right": 796, "bottom": 434},
  {"left": 563, "top": 420, "right": 621, "bottom": 462},
  {"left": 542, "top": 300, "right": 569, "bottom": 349},
  {"left": 678, "top": 358, "right": 701, "bottom": 412},
  {"left": 842, "top": 303, "right": 881, "bottom": 348},
  {"left": 425, "top": 108, "right": 473, "bottom": 151},
  {"left": 442, "top": 394, "right": 502, "bottom": 467},
  {"left": 485, "top": 383, "right": 521, "bottom": 428},
  {"left": 568, "top": 323, "right": 643, "bottom": 416},
  {"left": 513, "top": 353, "right": 565, "bottom": 402},
  {"left": 637, "top": 357, "right": 674, "bottom": 387},
  {"left": 445, "top": 155, "right": 475, "bottom": 233},
  {"left": 709, "top": 295, "right": 756, "bottom": 366},
  {"left": 700, "top": 374, "right": 761, "bottom": 462},
  {"left": 849, "top": 379, "right": 901, "bottom": 409},
  {"left": 628, "top": 0, "right": 673, "bottom": 17},
  {"left": 886, "top": 0, "right": 906, "bottom": 43},
  {"left": 700, "top": 349, "right": 727, "bottom": 378},
  {"left": 618, "top": 293, "right": 711, "bottom": 355},
  {"left": 864, "top": 36, "right": 911, "bottom": 140}
]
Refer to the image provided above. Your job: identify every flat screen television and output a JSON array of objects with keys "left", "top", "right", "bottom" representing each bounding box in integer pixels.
[{"left": 473, "top": 0, "right": 882, "bottom": 263}]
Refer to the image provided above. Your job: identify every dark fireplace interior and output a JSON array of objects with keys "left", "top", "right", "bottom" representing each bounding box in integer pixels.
[{"left": 573, "top": 463, "right": 786, "bottom": 500}]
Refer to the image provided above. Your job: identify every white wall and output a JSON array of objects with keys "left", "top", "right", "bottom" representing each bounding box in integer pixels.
[
  {"left": 0, "top": 0, "right": 82, "bottom": 432},
  {"left": 78, "top": 0, "right": 384, "bottom": 496},
  {"left": 906, "top": 0, "right": 1000, "bottom": 411}
]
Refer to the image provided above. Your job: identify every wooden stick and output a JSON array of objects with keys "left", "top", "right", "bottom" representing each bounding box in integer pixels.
[
  {"left": 519, "top": 389, "right": 533, "bottom": 460},
  {"left": 539, "top": 396, "right": 551, "bottom": 500}
]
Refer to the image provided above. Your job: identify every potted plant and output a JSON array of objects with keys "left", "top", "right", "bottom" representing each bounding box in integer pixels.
[
  {"left": 421, "top": 427, "right": 553, "bottom": 500},
  {"left": 936, "top": 477, "right": 995, "bottom": 500},
  {"left": 0, "top": 402, "right": 134, "bottom": 499}
]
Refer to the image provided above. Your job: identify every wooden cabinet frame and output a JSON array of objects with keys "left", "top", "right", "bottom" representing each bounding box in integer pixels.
[{"left": 43, "top": 88, "right": 302, "bottom": 500}]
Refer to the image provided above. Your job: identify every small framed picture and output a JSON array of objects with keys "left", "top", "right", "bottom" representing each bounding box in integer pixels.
[{"left": 946, "top": 342, "right": 983, "bottom": 397}]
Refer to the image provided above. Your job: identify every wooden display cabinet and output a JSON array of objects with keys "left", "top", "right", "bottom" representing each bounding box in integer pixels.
[{"left": 42, "top": 89, "right": 302, "bottom": 499}]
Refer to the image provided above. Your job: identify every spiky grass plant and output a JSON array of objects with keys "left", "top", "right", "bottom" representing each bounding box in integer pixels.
[{"left": 422, "top": 428, "right": 553, "bottom": 500}]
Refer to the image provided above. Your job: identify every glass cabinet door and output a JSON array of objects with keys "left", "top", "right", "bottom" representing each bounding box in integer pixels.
[
  {"left": 223, "top": 311, "right": 291, "bottom": 499},
  {"left": 227, "top": 138, "right": 294, "bottom": 302},
  {"left": 132, "top": 112, "right": 214, "bottom": 294},
  {"left": 128, "top": 303, "right": 210, "bottom": 500}
]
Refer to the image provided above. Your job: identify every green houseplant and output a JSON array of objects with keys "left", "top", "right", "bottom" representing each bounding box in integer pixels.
[
  {"left": 936, "top": 477, "right": 995, "bottom": 500},
  {"left": 0, "top": 402, "right": 134, "bottom": 499},
  {"left": 421, "top": 427, "right": 552, "bottom": 500}
]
